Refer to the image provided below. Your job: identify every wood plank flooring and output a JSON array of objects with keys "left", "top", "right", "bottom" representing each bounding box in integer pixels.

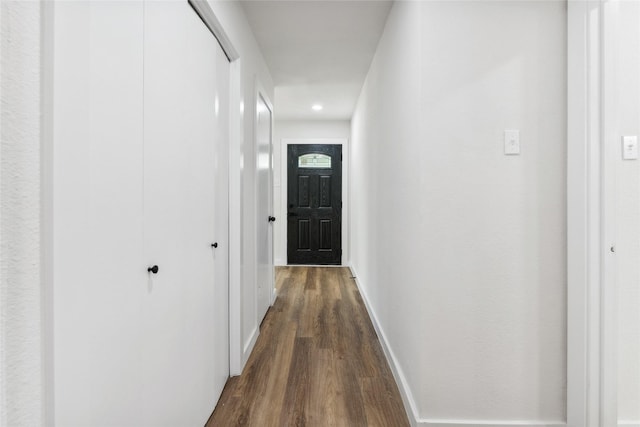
[{"left": 206, "top": 267, "right": 409, "bottom": 427}]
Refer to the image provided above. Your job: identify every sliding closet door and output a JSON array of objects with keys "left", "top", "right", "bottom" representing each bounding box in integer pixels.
[
  {"left": 142, "top": 2, "right": 229, "bottom": 425},
  {"left": 53, "top": 2, "right": 146, "bottom": 426},
  {"left": 53, "top": 2, "right": 230, "bottom": 426},
  {"left": 212, "top": 22, "right": 231, "bottom": 404}
]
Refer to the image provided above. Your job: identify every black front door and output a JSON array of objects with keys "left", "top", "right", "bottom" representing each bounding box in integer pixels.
[{"left": 287, "top": 144, "right": 342, "bottom": 265}]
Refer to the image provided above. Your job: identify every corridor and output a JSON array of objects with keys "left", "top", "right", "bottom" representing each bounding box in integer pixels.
[
  {"left": 3, "top": 0, "right": 639, "bottom": 425},
  {"left": 206, "top": 267, "right": 409, "bottom": 426}
]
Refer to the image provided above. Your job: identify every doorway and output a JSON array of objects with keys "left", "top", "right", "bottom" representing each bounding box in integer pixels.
[{"left": 287, "top": 144, "right": 342, "bottom": 265}]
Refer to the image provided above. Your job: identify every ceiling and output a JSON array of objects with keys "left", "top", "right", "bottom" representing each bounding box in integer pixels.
[{"left": 240, "top": 0, "right": 394, "bottom": 121}]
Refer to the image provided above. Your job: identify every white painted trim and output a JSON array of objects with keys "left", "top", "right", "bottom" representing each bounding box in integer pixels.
[
  {"left": 565, "top": 0, "right": 621, "bottom": 425},
  {"left": 41, "top": 0, "right": 55, "bottom": 424},
  {"left": 348, "top": 265, "right": 420, "bottom": 427},
  {"left": 0, "top": 3, "right": 4, "bottom": 425},
  {"left": 600, "top": 2, "right": 619, "bottom": 425},
  {"left": 286, "top": 264, "right": 348, "bottom": 268},
  {"left": 228, "top": 58, "right": 243, "bottom": 376},
  {"left": 279, "top": 138, "right": 349, "bottom": 267},
  {"left": 241, "top": 326, "right": 259, "bottom": 368},
  {"left": 420, "top": 423, "right": 565, "bottom": 427},
  {"left": 566, "top": 2, "right": 592, "bottom": 425},
  {"left": 188, "top": 0, "right": 239, "bottom": 61}
]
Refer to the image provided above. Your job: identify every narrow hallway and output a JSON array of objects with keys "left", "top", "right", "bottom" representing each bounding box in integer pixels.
[{"left": 207, "top": 267, "right": 409, "bottom": 426}]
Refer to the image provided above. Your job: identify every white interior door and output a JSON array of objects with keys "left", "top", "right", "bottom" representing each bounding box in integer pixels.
[
  {"left": 143, "top": 2, "right": 229, "bottom": 424},
  {"left": 256, "top": 94, "right": 274, "bottom": 322}
]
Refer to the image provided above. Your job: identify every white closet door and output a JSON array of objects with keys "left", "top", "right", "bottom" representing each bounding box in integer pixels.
[
  {"left": 54, "top": 2, "right": 229, "bottom": 425},
  {"left": 53, "top": 2, "right": 146, "bottom": 426},
  {"left": 256, "top": 95, "right": 274, "bottom": 323},
  {"left": 142, "top": 1, "right": 229, "bottom": 425},
  {"left": 212, "top": 26, "right": 231, "bottom": 402}
]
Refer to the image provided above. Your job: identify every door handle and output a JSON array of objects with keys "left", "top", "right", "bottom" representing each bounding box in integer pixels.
[
  {"left": 268, "top": 216, "right": 276, "bottom": 222},
  {"left": 147, "top": 265, "right": 159, "bottom": 274},
  {"left": 211, "top": 242, "right": 218, "bottom": 248}
]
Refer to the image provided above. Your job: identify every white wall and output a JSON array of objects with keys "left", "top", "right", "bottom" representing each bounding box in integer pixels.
[
  {"left": 273, "top": 120, "right": 350, "bottom": 265},
  {"left": 350, "top": 1, "right": 567, "bottom": 424},
  {"left": 0, "top": 2, "right": 44, "bottom": 426},
  {"left": 205, "top": 1, "right": 274, "bottom": 370},
  {"left": 616, "top": 1, "right": 640, "bottom": 424}
]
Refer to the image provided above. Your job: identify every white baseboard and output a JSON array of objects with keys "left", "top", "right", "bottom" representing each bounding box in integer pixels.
[
  {"left": 619, "top": 422, "right": 640, "bottom": 427},
  {"left": 348, "top": 265, "right": 422, "bottom": 426},
  {"left": 420, "top": 422, "right": 565, "bottom": 427},
  {"left": 281, "top": 264, "right": 348, "bottom": 268},
  {"left": 241, "top": 326, "right": 259, "bottom": 370},
  {"left": 348, "top": 264, "right": 567, "bottom": 427}
]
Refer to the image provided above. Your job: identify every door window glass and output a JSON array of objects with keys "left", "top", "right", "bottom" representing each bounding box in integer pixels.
[{"left": 298, "top": 153, "right": 331, "bottom": 169}]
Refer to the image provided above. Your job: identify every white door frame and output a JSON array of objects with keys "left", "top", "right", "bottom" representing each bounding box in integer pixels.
[
  {"left": 279, "top": 138, "right": 349, "bottom": 267},
  {"left": 567, "top": 1, "right": 618, "bottom": 425}
]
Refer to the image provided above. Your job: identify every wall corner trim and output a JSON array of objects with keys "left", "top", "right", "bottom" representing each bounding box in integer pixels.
[{"left": 240, "top": 326, "right": 260, "bottom": 372}]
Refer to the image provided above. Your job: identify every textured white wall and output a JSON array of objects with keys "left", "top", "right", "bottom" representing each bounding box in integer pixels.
[
  {"left": 272, "top": 120, "right": 350, "bottom": 265},
  {"left": 0, "top": 2, "right": 44, "bottom": 426},
  {"left": 616, "top": 1, "right": 640, "bottom": 423},
  {"left": 351, "top": 1, "right": 566, "bottom": 423}
]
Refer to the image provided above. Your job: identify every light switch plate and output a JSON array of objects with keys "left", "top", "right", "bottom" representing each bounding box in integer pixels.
[
  {"left": 622, "top": 135, "right": 638, "bottom": 160},
  {"left": 504, "top": 130, "right": 520, "bottom": 155}
]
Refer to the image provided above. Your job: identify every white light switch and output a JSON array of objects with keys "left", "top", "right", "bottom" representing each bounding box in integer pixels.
[
  {"left": 504, "top": 130, "right": 520, "bottom": 155},
  {"left": 622, "top": 135, "right": 638, "bottom": 160}
]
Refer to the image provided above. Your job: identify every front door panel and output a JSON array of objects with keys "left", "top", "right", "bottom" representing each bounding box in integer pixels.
[{"left": 287, "top": 145, "right": 342, "bottom": 265}]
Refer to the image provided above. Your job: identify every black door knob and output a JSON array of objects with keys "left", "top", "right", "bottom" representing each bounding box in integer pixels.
[
  {"left": 268, "top": 216, "right": 276, "bottom": 222},
  {"left": 147, "top": 265, "right": 159, "bottom": 274},
  {"left": 211, "top": 242, "right": 218, "bottom": 248}
]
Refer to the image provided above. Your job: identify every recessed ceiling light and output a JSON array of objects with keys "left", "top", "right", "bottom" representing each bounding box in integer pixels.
[{"left": 312, "top": 104, "right": 323, "bottom": 111}]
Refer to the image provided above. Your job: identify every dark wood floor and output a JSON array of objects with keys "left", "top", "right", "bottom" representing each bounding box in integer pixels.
[{"left": 206, "top": 266, "right": 409, "bottom": 427}]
